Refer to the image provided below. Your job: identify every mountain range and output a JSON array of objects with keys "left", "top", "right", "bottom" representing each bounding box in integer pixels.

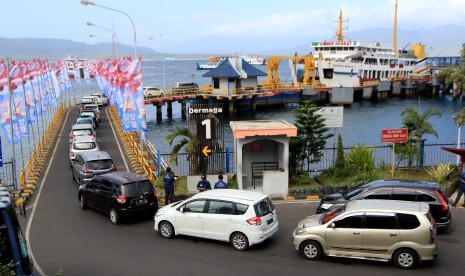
[{"left": 0, "top": 25, "right": 463, "bottom": 60}]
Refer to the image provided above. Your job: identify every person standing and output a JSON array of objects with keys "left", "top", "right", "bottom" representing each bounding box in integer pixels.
[
  {"left": 163, "top": 167, "right": 176, "bottom": 205},
  {"left": 214, "top": 174, "right": 228, "bottom": 189},
  {"left": 197, "top": 174, "right": 211, "bottom": 192},
  {"left": 452, "top": 171, "right": 465, "bottom": 207}
]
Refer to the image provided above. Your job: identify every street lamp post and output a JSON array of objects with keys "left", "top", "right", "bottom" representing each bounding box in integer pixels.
[
  {"left": 87, "top": 21, "right": 119, "bottom": 59},
  {"left": 149, "top": 35, "right": 166, "bottom": 90},
  {"left": 80, "top": 0, "right": 137, "bottom": 58}
]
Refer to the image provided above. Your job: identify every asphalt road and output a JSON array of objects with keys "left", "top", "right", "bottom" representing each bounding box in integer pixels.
[{"left": 23, "top": 106, "right": 465, "bottom": 276}]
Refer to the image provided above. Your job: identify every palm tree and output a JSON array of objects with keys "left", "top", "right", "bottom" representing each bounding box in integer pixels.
[
  {"left": 437, "top": 43, "right": 465, "bottom": 100},
  {"left": 401, "top": 107, "right": 442, "bottom": 169},
  {"left": 166, "top": 126, "right": 198, "bottom": 166}
]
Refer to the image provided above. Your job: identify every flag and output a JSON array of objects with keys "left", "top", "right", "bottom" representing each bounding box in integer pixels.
[{"left": 9, "top": 60, "right": 28, "bottom": 137}]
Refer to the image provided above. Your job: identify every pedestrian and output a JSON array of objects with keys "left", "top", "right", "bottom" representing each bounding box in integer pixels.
[
  {"left": 452, "top": 171, "right": 465, "bottom": 207},
  {"left": 214, "top": 174, "right": 228, "bottom": 189},
  {"left": 196, "top": 174, "right": 211, "bottom": 192},
  {"left": 163, "top": 167, "right": 176, "bottom": 205}
]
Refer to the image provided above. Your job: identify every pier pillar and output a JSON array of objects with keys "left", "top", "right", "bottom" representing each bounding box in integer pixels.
[
  {"left": 167, "top": 102, "right": 173, "bottom": 118},
  {"left": 362, "top": 87, "right": 373, "bottom": 100},
  {"left": 156, "top": 105, "right": 162, "bottom": 122},
  {"left": 330, "top": 87, "right": 354, "bottom": 105},
  {"left": 392, "top": 82, "right": 402, "bottom": 96},
  {"left": 181, "top": 102, "right": 187, "bottom": 120},
  {"left": 229, "top": 101, "right": 234, "bottom": 117},
  {"left": 250, "top": 97, "right": 257, "bottom": 114}
]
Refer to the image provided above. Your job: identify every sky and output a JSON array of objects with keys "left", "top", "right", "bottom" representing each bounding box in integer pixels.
[{"left": 1, "top": 0, "right": 465, "bottom": 54}]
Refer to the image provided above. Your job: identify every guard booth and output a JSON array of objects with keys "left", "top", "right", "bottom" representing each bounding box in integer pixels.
[{"left": 230, "top": 120, "right": 297, "bottom": 196}]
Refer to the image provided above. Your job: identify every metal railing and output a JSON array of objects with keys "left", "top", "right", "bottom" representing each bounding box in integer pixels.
[{"left": 159, "top": 142, "right": 462, "bottom": 177}]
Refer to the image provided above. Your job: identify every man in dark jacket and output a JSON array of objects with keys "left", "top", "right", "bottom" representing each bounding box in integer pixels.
[
  {"left": 163, "top": 167, "right": 176, "bottom": 205},
  {"left": 214, "top": 174, "right": 228, "bottom": 189},
  {"left": 196, "top": 174, "right": 211, "bottom": 192}
]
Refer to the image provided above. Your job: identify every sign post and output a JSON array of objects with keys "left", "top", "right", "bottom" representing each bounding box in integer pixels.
[
  {"left": 381, "top": 128, "right": 409, "bottom": 177},
  {"left": 316, "top": 107, "right": 344, "bottom": 162}
]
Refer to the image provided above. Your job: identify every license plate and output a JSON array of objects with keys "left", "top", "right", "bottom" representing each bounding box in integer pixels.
[
  {"left": 135, "top": 199, "right": 148, "bottom": 206},
  {"left": 267, "top": 218, "right": 274, "bottom": 225}
]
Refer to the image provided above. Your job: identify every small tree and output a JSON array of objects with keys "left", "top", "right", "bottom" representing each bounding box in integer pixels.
[
  {"left": 333, "top": 134, "right": 346, "bottom": 177},
  {"left": 401, "top": 107, "right": 441, "bottom": 170},
  {"left": 345, "top": 144, "right": 379, "bottom": 184},
  {"left": 291, "top": 100, "right": 333, "bottom": 172},
  {"left": 437, "top": 43, "right": 465, "bottom": 100}
]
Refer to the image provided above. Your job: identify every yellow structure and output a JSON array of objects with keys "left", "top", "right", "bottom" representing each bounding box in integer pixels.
[
  {"left": 411, "top": 43, "right": 426, "bottom": 59},
  {"left": 264, "top": 54, "right": 317, "bottom": 89}
]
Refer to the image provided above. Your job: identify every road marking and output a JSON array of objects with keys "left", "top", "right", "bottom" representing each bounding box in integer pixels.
[
  {"left": 25, "top": 106, "right": 129, "bottom": 276},
  {"left": 106, "top": 107, "right": 129, "bottom": 171},
  {"left": 25, "top": 107, "right": 74, "bottom": 276}
]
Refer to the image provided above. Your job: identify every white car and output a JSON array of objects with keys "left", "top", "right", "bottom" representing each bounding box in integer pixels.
[
  {"left": 91, "top": 93, "right": 108, "bottom": 106},
  {"left": 68, "top": 124, "right": 96, "bottom": 143},
  {"left": 154, "top": 189, "right": 278, "bottom": 250},
  {"left": 143, "top": 87, "right": 165, "bottom": 98},
  {"left": 69, "top": 136, "right": 100, "bottom": 163}
]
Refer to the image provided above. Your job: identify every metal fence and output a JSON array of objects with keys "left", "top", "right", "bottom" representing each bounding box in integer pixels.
[{"left": 161, "top": 142, "right": 463, "bottom": 177}]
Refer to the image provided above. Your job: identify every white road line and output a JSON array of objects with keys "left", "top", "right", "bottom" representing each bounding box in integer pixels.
[
  {"left": 25, "top": 107, "right": 73, "bottom": 276},
  {"left": 106, "top": 107, "right": 129, "bottom": 171}
]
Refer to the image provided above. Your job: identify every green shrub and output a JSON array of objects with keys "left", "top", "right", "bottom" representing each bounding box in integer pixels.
[{"left": 425, "top": 163, "right": 457, "bottom": 185}]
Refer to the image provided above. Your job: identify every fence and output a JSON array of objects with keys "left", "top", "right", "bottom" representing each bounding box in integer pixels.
[{"left": 161, "top": 142, "right": 463, "bottom": 177}]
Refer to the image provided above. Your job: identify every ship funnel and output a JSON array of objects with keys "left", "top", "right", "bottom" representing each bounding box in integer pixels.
[{"left": 411, "top": 44, "right": 426, "bottom": 59}]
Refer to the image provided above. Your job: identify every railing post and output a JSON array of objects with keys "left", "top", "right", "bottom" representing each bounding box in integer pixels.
[
  {"left": 226, "top": 147, "right": 230, "bottom": 173},
  {"left": 419, "top": 139, "right": 425, "bottom": 168},
  {"left": 157, "top": 149, "right": 162, "bottom": 175}
]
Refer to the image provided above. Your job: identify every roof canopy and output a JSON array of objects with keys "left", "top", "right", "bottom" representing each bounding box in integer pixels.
[
  {"left": 442, "top": 147, "right": 465, "bottom": 162},
  {"left": 230, "top": 120, "right": 297, "bottom": 139},
  {"left": 203, "top": 57, "right": 267, "bottom": 78}
]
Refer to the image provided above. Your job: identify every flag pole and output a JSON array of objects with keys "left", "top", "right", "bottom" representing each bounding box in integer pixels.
[{"left": 6, "top": 58, "right": 18, "bottom": 190}]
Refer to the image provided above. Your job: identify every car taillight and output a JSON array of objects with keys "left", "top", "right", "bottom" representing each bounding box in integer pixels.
[
  {"left": 111, "top": 164, "right": 117, "bottom": 171},
  {"left": 429, "top": 227, "right": 436, "bottom": 244},
  {"left": 435, "top": 190, "right": 448, "bottom": 212},
  {"left": 83, "top": 164, "right": 92, "bottom": 173},
  {"left": 69, "top": 134, "right": 75, "bottom": 140},
  {"left": 116, "top": 195, "right": 126, "bottom": 204},
  {"left": 246, "top": 216, "right": 262, "bottom": 225},
  {"left": 70, "top": 152, "right": 75, "bottom": 157}
]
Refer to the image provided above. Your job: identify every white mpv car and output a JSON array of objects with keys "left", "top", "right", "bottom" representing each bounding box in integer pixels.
[{"left": 154, "top": 189, "right": 278, "bottom": 250}]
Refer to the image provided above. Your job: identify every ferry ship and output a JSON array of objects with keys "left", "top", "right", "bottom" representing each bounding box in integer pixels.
[
  {"left": 196, "top": 54, "right": 266, "bottom": 70},
  {"left": 312, "top": 3, "right": 431, "bottom": 103},
  {"left": 65, "top": 55, "right": 88, "bottom": 79}
]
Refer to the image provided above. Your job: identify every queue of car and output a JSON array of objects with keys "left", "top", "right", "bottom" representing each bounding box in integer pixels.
[{"left": 69, "top": 95, "right": 446, "bottom": 269}]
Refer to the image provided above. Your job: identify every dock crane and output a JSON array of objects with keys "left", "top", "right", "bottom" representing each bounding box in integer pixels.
[{"left": 264, "top": 53, "right": 318, "bottom": 89}]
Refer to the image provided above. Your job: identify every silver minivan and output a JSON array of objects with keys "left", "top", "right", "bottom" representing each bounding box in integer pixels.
[{"left": 293, "top": 200, "right": 437, "bottom": 269}]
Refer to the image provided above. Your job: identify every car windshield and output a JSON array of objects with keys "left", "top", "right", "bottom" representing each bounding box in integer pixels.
[
  {"left": 73, "top": 129, "right": 93, "bottom": 136},
  {"left": 344, "top": 184, "right": 370, "bottom": 200},
  {"left": 73, "top": 142, "right": 96, "bottom": 150},
  {"left": 76, "top": 118, "right": 93, "bottom": 124},
  {"left": 122, "top": 180, "right": 154, "bottom": 196},
  {"left": 321, "top": 206, "right": 345, "bottom": 224},
  {"left": 87, "top": 159, "right": 113, "bottom": 170}
]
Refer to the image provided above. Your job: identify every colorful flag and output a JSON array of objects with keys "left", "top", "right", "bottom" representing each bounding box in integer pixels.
[{"left": 9, "top": 61, "right": 28, "bottom": 137}]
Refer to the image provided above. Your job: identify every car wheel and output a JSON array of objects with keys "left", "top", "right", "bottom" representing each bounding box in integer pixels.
[
  {"left": 109, "top": 208, "right": 120, "bottom": 225},
  {"left": 230, "top": 232, "right": 249, "bottom": 251},
  {"left": 80, "top": 195, "right": 87, "bottom": 209},
  {"left": 159, "top": 221, "right": 175, "bottom": 239},
  {"left": 393, "top": 248, "right": 418, "bottom": 269},
  {"left": 300, "top": 240, "right": 323, "bottom": 260}
]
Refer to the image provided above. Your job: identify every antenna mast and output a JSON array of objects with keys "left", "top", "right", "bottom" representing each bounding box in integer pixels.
[
  {"left": 336, "top": 9, "right": 344, "bottom": 42},
  {"left": 393, "top": 0, "right": 398, "bottom": 57}
]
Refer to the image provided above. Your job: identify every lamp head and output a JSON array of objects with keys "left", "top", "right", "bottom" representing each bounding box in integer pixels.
[
  {"left": 86, "top": 22, "right": 95, "bottom": 26},
  {"left": 80, "top": 0, "right": 95, "bottom": 6}
]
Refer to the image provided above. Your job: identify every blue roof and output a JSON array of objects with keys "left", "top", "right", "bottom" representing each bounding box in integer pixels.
[{"left": 202, "top": 58, "right": 267, "bottom": 78}]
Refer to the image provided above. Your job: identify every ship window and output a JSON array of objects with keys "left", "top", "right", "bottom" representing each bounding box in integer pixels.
[
  {"left": 323, "top": 69, "right": 333, "bottom": 79},
  {"left": 330, "top": 47, "right": 336, "bottom": 51},
  {"left": 349, "top": 47, "right": 354, "bottom": 51}
]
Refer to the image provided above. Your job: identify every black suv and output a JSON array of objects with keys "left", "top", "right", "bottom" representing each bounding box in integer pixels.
[
  {"left": 316, "top": 179, "right": 451, "bottom": 230},
  {"left": 78, "top": 171, "right": 158, "bottom": 224}
]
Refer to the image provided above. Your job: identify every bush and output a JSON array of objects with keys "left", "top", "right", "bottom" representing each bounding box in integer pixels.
[{"left": 425, "top": 163, "right": 457, "bottom": 185}]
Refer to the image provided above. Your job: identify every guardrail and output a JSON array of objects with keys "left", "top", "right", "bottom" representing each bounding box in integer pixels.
[{"left": 108, "top": 106, "right": 168, "bottom": 184}]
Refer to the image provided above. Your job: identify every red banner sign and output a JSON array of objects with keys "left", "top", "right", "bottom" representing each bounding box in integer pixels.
[{"left": 381, "top": 128, "right": 408, "bottom": 143}]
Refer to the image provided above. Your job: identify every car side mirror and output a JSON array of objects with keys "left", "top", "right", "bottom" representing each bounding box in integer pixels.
[
  {"left": 329, "top": 223, "right": 336, "bottom": 229},
  {"left": 180, "top": 207, "right": 185, "bottom": 213}
]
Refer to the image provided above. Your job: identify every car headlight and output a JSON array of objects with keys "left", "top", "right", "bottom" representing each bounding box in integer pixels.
[
  {"left": 295, "top": 228, "right": 307, "bottom": 235},
  {"left": 320, "top": 203, "right": 333, "bottom": 209}
]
